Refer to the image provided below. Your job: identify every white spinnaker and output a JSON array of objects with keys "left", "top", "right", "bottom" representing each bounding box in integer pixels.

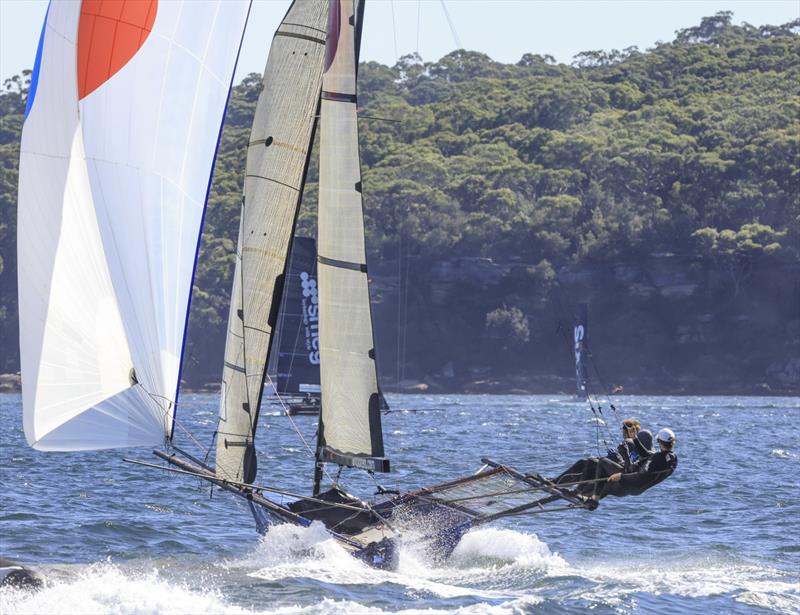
[
  {"left": 18, "top": 1, "right": 250, "bottom": 451},
  {"left": 216, "top": 0, "right": 328, "bottom": 483},
  {"left": 317, "top": 0, "right": 387, "bottom": 467}
]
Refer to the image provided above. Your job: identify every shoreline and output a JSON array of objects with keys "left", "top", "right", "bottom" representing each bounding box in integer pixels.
[{"left": 1, "top": 373, "right": 795, "bottom": 397}]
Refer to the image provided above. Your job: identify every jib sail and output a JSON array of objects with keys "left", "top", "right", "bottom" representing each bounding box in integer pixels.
[{"left": 215, "top": 0, "right": 328, "bottom": 483}]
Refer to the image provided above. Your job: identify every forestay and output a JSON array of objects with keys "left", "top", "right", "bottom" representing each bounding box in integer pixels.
[
  {"left": 317, "top": 0, "right": 388, "bottom": 472},
  {"left": 18, "top": 0, "right": 249, "bottom": 451},
  {"left": 216, "top": 0, "right": 328, "bottom": 483}
]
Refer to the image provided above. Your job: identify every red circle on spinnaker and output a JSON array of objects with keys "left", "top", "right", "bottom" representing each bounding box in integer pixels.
[{"left": 78, "top": 0, "right": 158, "bottom": 100}]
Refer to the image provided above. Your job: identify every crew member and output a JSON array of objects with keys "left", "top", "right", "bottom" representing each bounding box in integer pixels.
[
  {"left": 607, "top": 418, "right": 644, "bottom": 471},
  {"left": 593, "top": 427, "right": 678, "bottom": 501},
  {"left": 553, "top": 429, "right": 657, "bottom": 506}
]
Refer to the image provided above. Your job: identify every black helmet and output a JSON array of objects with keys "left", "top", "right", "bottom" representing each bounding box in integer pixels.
[{"left": 634, "top": 429, "right": 655, "bottom": 456}]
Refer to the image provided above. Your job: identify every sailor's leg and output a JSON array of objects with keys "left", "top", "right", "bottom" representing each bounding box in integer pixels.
[
  {"left": 554, "top": 459, "right": 590, "bottom": 485},
  {"left": 588, "top": 457, "right": 624, "bottom": 500}
]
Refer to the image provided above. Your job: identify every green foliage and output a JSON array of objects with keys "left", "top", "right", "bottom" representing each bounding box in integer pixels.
[
  {"left": 486, "top": 305, "right": 530, "bottom": 348},
  {"left": 0, "top": 13, "right": 797, "bottom": 386},
  {"left": 691, "top": 223, "right": 788, "bottom": 257}
]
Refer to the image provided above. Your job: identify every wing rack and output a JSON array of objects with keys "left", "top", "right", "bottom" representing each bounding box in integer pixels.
[{"left": 368, "top": 458, "right": 590, "bottom": 558}]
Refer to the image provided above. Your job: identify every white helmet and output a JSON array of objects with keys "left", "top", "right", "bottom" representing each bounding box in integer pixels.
[{"left": 657, "top": 428, "right": 676, "bottom": 446}]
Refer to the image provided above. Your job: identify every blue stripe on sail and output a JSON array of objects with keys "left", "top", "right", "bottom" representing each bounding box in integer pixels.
[
  {"left": 24, "top": 1, "right": 50, "bottom": 122},
  {"left": 170, "top": 1, "right": 254, "bottom": 441}
]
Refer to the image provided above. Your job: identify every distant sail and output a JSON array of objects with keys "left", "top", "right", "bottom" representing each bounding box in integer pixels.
[
  {"left": 18, "top": 1, "right": 250, "bottom": 451},
  {"left": 316, "top": 0, "right": 388, "bottom": 473},
  {"left": 216, "top": 0, "right": 328, "bottom": 483},
  {"left": 273, "top": 237, "right": 322, "bottom": 397},
  {"left": 574, "top": 303, "right": 589, "bottom": 399}
]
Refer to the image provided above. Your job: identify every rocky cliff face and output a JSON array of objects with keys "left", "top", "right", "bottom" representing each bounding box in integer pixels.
[{"left": 370, "top": 253, "right": 799, "bottom": 395}]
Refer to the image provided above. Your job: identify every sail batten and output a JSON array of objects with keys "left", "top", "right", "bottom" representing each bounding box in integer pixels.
[
  {"left": 18, "top": 1, "right": 250, "bottom": 452},
  {"left": 215, "top": 0, "right": 329, "bottom": 483},
  {"left": 317, "top": 0, "right": 388, "bottom": 470}
]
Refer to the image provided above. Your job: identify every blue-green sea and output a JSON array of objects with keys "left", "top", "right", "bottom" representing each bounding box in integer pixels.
[{"left": 1, "top": 393, "right": 798, "bottom": 614}]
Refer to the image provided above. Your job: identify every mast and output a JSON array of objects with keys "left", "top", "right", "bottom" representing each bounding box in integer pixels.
[
  {"left": 314, "top": 0, "right": 388, "bottom": 494},
  {"left": 215, "top": 1, "right": 329, "bottom": 483},
  {"left": 574, "top": 303, "right": 589, "bottom": 400},
  {"left": 17, "top": 2, "right": 249, "bottom": 451}
]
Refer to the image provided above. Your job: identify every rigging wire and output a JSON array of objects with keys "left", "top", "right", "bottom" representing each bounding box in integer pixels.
[
  {"left": 263, "top": 372, "right": 344, "bottom": 491},
  {"left": 400, "top": 254, "right": 411, "bottom": 383},
  {"left": 553, "top": 318, "right": 614, "bottom": 451},
  {"left": 136, "top": 383, "right": 212, "bottom": 461},
  {"left": 415, "top": 0, "right": 422, "bottom": 56},
  {"left": 390, "top": 0, "right": 399, "bottom": 63},
  {"left": 264, "top": 372, "right": 317, "bottom": 459},
  {"left": 439, "top": 0, "right": 462, "bottom": 50},
  {"left": 550, "top": 289, "right": 624, "bottom": 449},
  {"left": 396, "top": 233, "right": 403, "bottom": 385}
]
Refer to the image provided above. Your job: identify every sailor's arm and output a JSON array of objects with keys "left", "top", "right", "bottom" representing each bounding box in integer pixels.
[{"left": 612, "top": 457, "right": 653, "bottom": 488}]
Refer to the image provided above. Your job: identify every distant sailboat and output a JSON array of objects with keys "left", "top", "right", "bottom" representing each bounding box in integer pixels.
[
  {"left": 267, "top": 236, "right": 387, "bottom": 416},
  {"left": 20, "top": 0, "right": 592, "bottom": 571},
  {"left": 269, "top": 236, "right": 323, "bottom": 415},
  {"left": 574, "top": 303, "right": 589, "bottom": 399}
]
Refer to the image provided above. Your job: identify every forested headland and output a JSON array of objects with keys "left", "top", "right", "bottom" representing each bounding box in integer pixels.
[{"left": 1, "top": 13, "right": 798, "bottom": 395}]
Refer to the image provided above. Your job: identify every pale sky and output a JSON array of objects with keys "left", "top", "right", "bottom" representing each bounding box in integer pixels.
[{"left": 1, "top": 0, "right": 798, "bottom": 84}]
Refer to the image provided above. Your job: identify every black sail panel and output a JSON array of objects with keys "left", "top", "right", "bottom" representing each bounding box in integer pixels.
[{"left": 273, "top": 237, "right": 321, "bottom": 397}]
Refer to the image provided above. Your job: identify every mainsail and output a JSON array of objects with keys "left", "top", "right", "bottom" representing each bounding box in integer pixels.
[
  {"left": 18, "top": 1, "right": 250, "bottom": 451},
  {"left": 316, "top": 0, "right": 388, "bottom": 473},
  {"left": 574, "top": 303, "right": 589, "bottom": 399},
  {"left": 216, "top": 0, "right": 328, "bottom": 483},
  {"left": 272, "top": 237, "right": 322, "bottom": 398}
]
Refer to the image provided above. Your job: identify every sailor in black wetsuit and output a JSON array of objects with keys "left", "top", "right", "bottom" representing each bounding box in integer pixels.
[
  {"left": 607, "top": 418, "right": 644, "bottom": 471},
  {"left": 594, "top": 427, "right": 678, "bottom": 501},
  {"left": 554, "top": 426, "right": 654, "bottom": 497}
]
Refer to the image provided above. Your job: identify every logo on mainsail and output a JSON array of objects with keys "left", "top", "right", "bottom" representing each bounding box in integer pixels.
[{"left": 300, "top": 271, "right": 320, "bottom": 364}]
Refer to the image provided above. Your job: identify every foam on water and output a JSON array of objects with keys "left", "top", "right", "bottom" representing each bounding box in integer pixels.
[
  {"left": 574, "top": 557, "right": 800, "bottom": 608},
  {"left": 239, "top": 522, "right": 500, "bottom": 599},
  {"left": 263, "top": 595, "right": 544, "bottom": 615},
  {"left": 0, "top": 563, "right": 248, "bottom": 615},
  {"left": 448, "top": 528, "right": 568, "bottom": 572},
  {"left": 234, "top": 522, "right": 571, "bottom": 608}
]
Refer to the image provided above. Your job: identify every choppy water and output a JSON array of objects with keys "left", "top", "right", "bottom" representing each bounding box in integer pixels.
[{"left": 1, "top": 393, "right": 798, "bottom": 614}]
